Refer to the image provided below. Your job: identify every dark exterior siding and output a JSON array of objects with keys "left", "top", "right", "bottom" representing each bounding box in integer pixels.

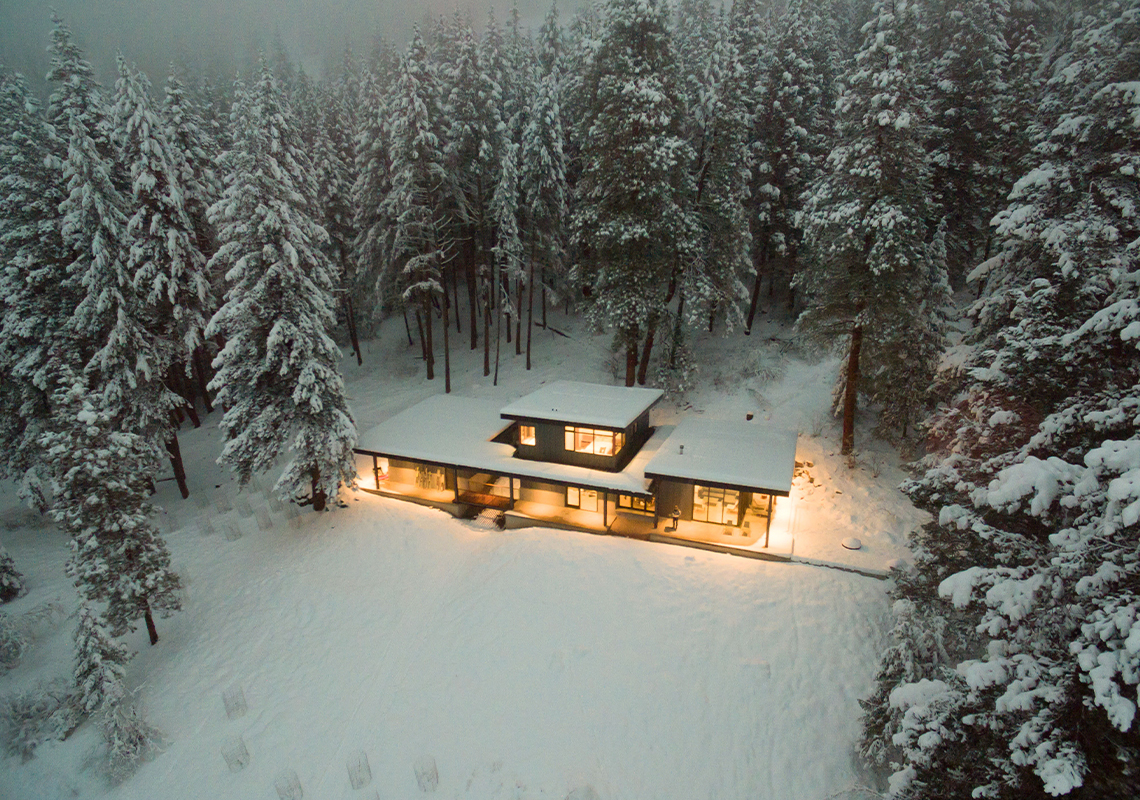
[{"left": 657, "top": 479, "right": 694, "bottom": 521}]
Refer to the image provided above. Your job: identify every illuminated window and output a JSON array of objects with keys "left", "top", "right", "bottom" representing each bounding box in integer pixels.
[
  {"left": 519, "top": 425, "right": 536, "bottom": 446},
  {"left": 618, "top": 494, "right": 655, "bottom": 515},
  {"left": 565, "top": 486, "right": 599, "bottom": 512},
  {"left": 563, "top": 426, "right": 625, "bottom": 456},
  {"left": 693, "top": 485, "right": 740, "bottom": 525}
]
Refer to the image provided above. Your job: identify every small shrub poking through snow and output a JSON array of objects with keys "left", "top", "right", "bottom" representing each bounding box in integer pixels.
[
  {"left": 0, "top": 612, "right": 27, "bottom": 672},
  {"left": 101, "top": 685, "right": 163, "bottom": 784},
  {"left": 0, "top": 681, "right": 79, "bottom": 761},
  {"left": 0, "top": 544, "right": 27, "bottom": 603}
]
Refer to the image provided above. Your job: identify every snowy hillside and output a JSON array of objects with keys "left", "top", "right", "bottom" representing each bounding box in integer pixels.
[{"left": 0, "top": 308, "right": 918, "bottom": 799}]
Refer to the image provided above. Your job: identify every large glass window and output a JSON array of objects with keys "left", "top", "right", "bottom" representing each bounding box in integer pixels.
[
  {"left": 565, "top": 486, "right": 599, "bottom": 512},
  {"left": 693, "top": 485, "right": 741, "bottom": 525},
  {"left": 564, "top": 426, "right": 624, "bottom": 456},
  {"left": 618, "top": 494, "right": 655, "bottom": 515},
  {"left": 519, "top": 425, "right": 536, "bottom": 446}
]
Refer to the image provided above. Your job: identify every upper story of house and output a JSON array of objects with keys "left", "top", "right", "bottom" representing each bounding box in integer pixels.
[{"left": 499, "top": 381, "right": 664, "bottom": 472}]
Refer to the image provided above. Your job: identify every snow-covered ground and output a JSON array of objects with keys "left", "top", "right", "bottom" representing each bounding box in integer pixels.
[{"left": 0, "top": 304, "right": 919, "bottom": 799}]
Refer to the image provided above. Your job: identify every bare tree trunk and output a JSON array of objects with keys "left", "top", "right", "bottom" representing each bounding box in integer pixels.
[
  {"left": 625, "top": 335, "right": 638, "bottom": 387},
  {"left": 494, "top": 279, "right": 502, "bottom": 386},
  {"left": 515, "top": 277, "right": 523, "bottom": 355},
  {"left": 668, "top": 292, "right": 686, "bottom": 368},
  {"left": 841, "top": 313, "right": 864, "bottom": 457},
  {"left": 414, "top": 309, "right": 425, "bottom": 358},
  {"left": 744, "top": 252, "right": 766, "bottom": 335},
  {"left": 192, "top": 345, "right": 214, "bottom": 413},
  {"left": 526, "top": 251, "right": 536, "bottom": 371},
  {"left": 467, "top": 240, "right": 478, "bottom": 349},
  {"left": 310, "top": 465, "right": 326, "bottom": 511},
  {"left": 343, "top": 294, "right": 363, "bottom": 366},
  {"left": 541, "top": 265, "right": 547, "bottom": 329},
  {"left": 451, "top": 264, "right": 461, "bottom": 334},
  {"left": 483, "top": 284, "right": 491, "bottom": 377},
  {"left": 166, "top": 432, "right": 190, "bottom": 500},
  {"left": 504, "top": 270, "right": 512, "bottom": 345},
  {"left": 637, "top": 316, "right": 657, "bottom": 386},
  {"left": 708, "top": 302, "right": 717, "bottom": 334},
  {"left": 423, "top": 295, "right": 435, "bottom": 381},
  {"left": 443, "top": 288, "right": 451, "bottom": 394},
  {"left": 144, "top": 606, "right": 159, "bottom": 645},
  {"left": 403, "top": 308, "right": 414, "bottom": 346}
]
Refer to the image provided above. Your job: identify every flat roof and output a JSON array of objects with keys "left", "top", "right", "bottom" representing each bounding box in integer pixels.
[
  {"left": 643, "top": 418, "right": 798, "bottom": 496},
  {"left": 355, "top": 394, "right": 666, "bottom": 496},
  {"left": 499, "top": 380, "right": 664, "bottom": 429}
]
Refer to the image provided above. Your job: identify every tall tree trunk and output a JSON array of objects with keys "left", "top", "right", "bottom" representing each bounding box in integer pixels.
[
  {"left": 192, "top": 345, "right": 214, "bottom": 413},
  {"left": 504, "top": 270, "right": 512, "bottom": 345},
  {"left": 745, "top": 250, "right": 767, "bottom": 335},
  {"left": 625, "top": 333, "right": 638, "bottom": 387},
  {"left": 467, "top": 239, "right": 478, "bottom": 349},
  {"left": 423, "top": 295, "right": 435, "bottom": 381},
  {"left": 515, "top": 277, "right": 523, "bottom": 355},
  {"left": 344, "top": 294, "right": 363, "bottom": 366},
  {"left": 483, "top": 285, "right": 491, "bottom": 377},
  {"left": 668, "top": 292, "right": 686, "bottom": 369},
  {"left": 708, "top": 302, "right": 717, "bottom": 334},
  {"left": 526, "top": 251, "right": 536, "bottom": 371},
  {"left": 166, "top": 432, "right": 190, "bottom": 500},
  {"left": 443, "top": 287, "right": 451, "bottom": 394},
  {"left": 451, "top": 263, "right": 461, "bottom": 334},
  {"left": 414, "top": 309, "right": 425, "bottom": 357},
  {"left": 637, "top": 315, "right": 657, "bottom": 386},
  {"left": 841, "top": 311, "right": 864, "bottom": 457},
  {"left": 310, "top": 465, "right": 326, "bottom": 511},
  {"left": 144, "top": 606, "right": 159, "bottom": 645},
  {"left": 541, "top": 265, "right": 547, "bottom": 329},
  {"left": 494, "top": 275, "right": 502, "bottom": 386}
]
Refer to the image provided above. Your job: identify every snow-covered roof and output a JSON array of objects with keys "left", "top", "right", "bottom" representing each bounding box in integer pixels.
[
  {"left": 643, "top": 418, "right": 798, "bottom": 496},
  {"left": 499, "top": 381, "right": 663, "bottom": 429},
  {"left": 355, "top": 394, "right": 664, "bottom": 496}
]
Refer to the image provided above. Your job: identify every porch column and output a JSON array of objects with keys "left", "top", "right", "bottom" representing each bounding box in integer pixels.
[
  {"left": 764, "top": 495, "right": 774, "bottom": 547},
  {"left": 452, "top": 467, "right": 459, "bottom": 503},
  {"left": 372, "top": 455, "right": 378, "bottom": 489},
  {"left": 603, "top": 491, "right": 608, "bottom": 528}
]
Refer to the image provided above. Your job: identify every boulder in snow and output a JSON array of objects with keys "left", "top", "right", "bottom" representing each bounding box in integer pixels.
[{"left": 841, "top": 537, "right": 862, "bottom": 550}]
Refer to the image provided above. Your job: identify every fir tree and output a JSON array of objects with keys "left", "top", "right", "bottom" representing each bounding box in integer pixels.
[
  {"left": 44, "top": 378, "right": 182, "bottom": 646},
  {"left": 796, "top": 0, "right": 946, "bottom": 454},
  {"left": 520, "top": 67, "right": 570, "bottom": 366},
  {"left": 350, "top": 67, "right": 395, "bottom": 331},
  {"left": 572, "top": 0, "right": 699, "bottom": 386},
  {"left": 862, "top": 4, "right": 1140, "bottom": 797},
  {"left": 0, "top": 543, "right": 26, "bottom": 603},
  {"left": 113, "top": 56, "right": 210, "bottom": 498},
  {"left": 73, "top": 603, "right": 129, "bottom": 714},
  {"left": 206, "top": 61, "right": 357, "bottom": 511},
  {"left": 383, "top": 31, "right": 449, "bottom": 384},
  {"left": 0, "top": 67, "right": 69, "bottom": 508}
]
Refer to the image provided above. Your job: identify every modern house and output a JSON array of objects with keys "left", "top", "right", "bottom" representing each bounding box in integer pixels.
[{"left": 353, "top": 381, "right": 798, "bottom": 547}]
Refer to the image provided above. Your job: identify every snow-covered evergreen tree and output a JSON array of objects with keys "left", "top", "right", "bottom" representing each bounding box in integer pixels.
[
  {"left": 491, "top": 141, "right": 524, "bottom": 384},
  {"left": 796, "top": 0, "right": 946, "bottom": 454},
  {"left": 44, "top": 378, "right": 182, "bottom": 645},
  {"left": 745, "top": 2, "right": 818, "bottom": 329},
  {"left": 926, "top": 0, "right": 1011, "bottom": 287},
  {"left": 73, "top": 603, "right": 129, "bottom": 714},
  {"left": 572, "top": 0, "right": 699, "bottom": 386},
  {"left": 113, "top": 57, "right": 211, "bottom": 498},
  {"left": 0, "top": 67, "right": 69, "bottom": 508},
  {"left": 520, "top": 67, "right": 569, "bottom": 367},
  {"left": 206, "top": 61, "right": 357, "bottom": 511},
  {"left": 862, "top": 4, "right": 1140, "bottom": 797},
  {"left": 383, "top": 31, "right": 449, "bottom": 383},
  {"left": 350, "top": 67, "right": 395, "bottom": 330},
  {"left": 0, "top": 543, "right": 26, "bottom": 603}
]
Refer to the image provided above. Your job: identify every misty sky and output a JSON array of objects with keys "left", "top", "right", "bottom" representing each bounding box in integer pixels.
[{"left": 0, "top": 0, "right": 576, "bottom": 90}]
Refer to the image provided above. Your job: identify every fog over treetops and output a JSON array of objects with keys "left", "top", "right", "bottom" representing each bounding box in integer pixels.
[{"left": 0, "top": 0, "right": 570, "bottom": 89}]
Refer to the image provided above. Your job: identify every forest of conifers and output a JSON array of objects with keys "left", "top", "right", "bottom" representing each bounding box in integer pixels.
[{"left": 0, "top": 0, "right": 1137, "bottom": 796}]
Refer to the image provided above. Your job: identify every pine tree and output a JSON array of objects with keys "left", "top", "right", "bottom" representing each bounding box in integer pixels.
[
  {"left": 0, "top": 543, "right": 26, "bottom": 603},
  {"left": 0, "top": 67, "right": 69, "bottom": 508},
  {"left": 113, "top": 56, "right": 210, "bottom": 499},
  {"left": 926, "top": 0, "right": 1011, "bottom": 287},
  {"left": 520, "top": 67, "right": 569, "bottom": 368},
  {"left": 73, "top": 603, "right": 130, "bottom": 714},
  {"left": 862, "top": 4, "right": 1140, "bottom": 797},
  {"left": 350, "top": 67, "right": 395, "bottom": 332},
  {"left": 572, "top": 0, "right": 699, "bottom": 386},
  {"left": 796, "top": 0, "right": 945, "bottom": 455},
  {"left": 206, "top": 61, "right": 357, "bottom": 511},
  {"left": 491, "top": 142, "right": 524, "bottom": 385},
  {"left": 45, "top": 378, "right": 182, "bottom": 646},
  {"left": 745, "top": 2, "right": 819, "bottom": 330},
  {"left": 383, "top": 31, "right": 449, "bottom": 385}
]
